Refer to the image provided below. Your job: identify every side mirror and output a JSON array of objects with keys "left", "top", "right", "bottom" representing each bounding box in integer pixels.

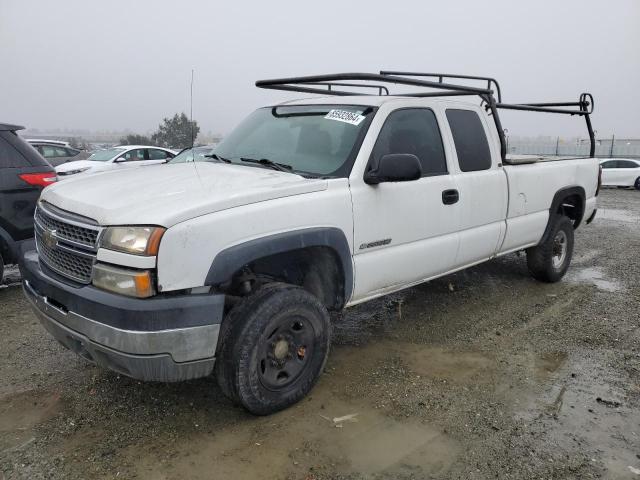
[
  {"left": 114, "top": 157, "right": 127, "bottom": 163},
  {"left": 364, "top": 153, "right": 422, "bottom": 185}
]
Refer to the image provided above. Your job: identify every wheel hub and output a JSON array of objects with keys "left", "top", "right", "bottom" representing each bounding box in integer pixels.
[
  {"left": 258, "top": 317, "right": 314, "bottom": 391},
  {"left": 273, "top": 338, "right": 289, "bottom": 360},
  {"left": 552, "top": 230, "right": 567, "bottom": 269}
]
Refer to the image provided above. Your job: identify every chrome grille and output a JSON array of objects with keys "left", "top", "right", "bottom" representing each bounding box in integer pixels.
[
  {"left": 35, "top": 205, "right": 99, "bottom": 248},
  {"left": 34, "top": 204, "right": 101, "bottom": 284},
  {"left": 36, "top": 233, "right": 95, "bottom": 283}
]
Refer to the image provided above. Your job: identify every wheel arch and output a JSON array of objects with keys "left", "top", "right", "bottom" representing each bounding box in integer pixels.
[
  {"left": 205, "top": 227, "right": 353, "bottom": 310},
  {"left": 539, "top": 186, "right": 586, "bottom": 246}
]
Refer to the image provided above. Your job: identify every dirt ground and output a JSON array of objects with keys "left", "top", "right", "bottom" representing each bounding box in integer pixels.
[{"left": 1, "top": 188, "right": 639, "bottom": 480}]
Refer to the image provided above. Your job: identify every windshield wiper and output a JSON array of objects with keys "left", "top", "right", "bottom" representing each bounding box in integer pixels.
[
  {"left": 204, "top": 153, "right": 231, "bottom": 163},
  {"left": 240, "top": 157, "right": 293, "bottom": 173}
]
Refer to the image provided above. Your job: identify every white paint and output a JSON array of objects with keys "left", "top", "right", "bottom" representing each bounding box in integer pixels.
[{"left": 41, "top": 95, "right": 601, "bottom": 301}]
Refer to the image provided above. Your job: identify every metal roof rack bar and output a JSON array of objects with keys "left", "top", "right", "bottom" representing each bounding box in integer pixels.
[
  {"left": 380, "top": 70, "right": 503, "bottom": 102},
  {"left": 305, "top": 82, "right": 390, "bottom": 96},
  {"left": 254, "top": 72, "right": 595, "bottom": 159}
]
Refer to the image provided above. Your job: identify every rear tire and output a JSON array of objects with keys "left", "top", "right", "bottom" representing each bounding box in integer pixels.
[
  {"left": 526, "top": 215, "right": 574, "bottom": 283},
  {"left": 634, "top": 177, "right": 640, "bottom": 190},
  {"left": 215, "top": 283, "right": 331, "bottom": 415},
  {"left": 0, "top": 251, "right": 4, "bottom": 285}
]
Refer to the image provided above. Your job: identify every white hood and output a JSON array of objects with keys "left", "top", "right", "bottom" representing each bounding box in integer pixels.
[
  {"left": 42, "top": 162, "right": 327, "bottom": 226},
  {"left": 55, "top": 160, "right": 109, "bottom": 175}
]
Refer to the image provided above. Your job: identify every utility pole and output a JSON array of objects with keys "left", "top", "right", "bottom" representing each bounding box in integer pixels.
[
  {"left": 190, "top": 69, "right": 194, "bottom": 148},
  {"left": 555, "top": 136, "right": 560, "bottom": 156}
]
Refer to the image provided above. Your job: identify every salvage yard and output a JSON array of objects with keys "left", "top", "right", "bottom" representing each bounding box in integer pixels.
[{"left": 1, "top": 188, "right": 639, "bottom": 480}]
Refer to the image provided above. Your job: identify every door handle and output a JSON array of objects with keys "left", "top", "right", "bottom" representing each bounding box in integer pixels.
[{"left": 442, "top": 189, "right": 459, "bottom": 205}]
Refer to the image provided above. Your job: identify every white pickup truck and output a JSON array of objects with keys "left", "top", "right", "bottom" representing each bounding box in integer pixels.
[{"left": 22, "top": 72, "right": 601, "bottom": 415}]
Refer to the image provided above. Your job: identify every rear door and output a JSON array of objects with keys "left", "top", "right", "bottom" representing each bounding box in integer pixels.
[
  {"left": 350, "top": 107, "right": 460, "bottom": 301},
  {"left": 444, "top": 108, "right": 507, "bottom": 266},
  {"left": 146, "top": 148, "right": 174, "bottom": 165}
]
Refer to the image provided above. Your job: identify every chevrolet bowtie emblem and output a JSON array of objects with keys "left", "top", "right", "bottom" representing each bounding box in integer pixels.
[{"left": 43, "top": 229, "right": 58, "bottom": 249}]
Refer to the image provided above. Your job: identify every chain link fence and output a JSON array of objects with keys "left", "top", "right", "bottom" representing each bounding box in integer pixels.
[{"left": 507, "top": 137, "right": 640, "bottom": 158}]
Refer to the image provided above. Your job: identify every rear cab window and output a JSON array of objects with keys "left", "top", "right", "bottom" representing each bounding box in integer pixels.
[{"left": 446, "top": 109, "right": 492, "bottom": 172}]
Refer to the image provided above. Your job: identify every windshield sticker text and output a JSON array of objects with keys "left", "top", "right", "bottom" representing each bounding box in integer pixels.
[{"left": 324, "top": 109, "right": 366, "bottom": 126}]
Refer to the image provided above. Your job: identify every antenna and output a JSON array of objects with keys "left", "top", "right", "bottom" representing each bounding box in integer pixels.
[{"left": 190, "top": 69, "right": 194, "bottom": 148}]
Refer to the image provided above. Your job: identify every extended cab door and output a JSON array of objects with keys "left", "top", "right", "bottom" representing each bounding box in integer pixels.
[
  {"left": 443, "top": 107, "right": 508, "bottom": 267},
  {"left": 349, "top": 106, "right": 461, "bottom": 302}
]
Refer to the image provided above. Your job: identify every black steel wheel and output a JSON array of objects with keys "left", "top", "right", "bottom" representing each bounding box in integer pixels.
[{"left": 215, "top": 283, "right": 331, "bottom": 415}]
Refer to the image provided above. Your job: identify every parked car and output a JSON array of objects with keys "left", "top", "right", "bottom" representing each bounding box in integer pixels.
[
  {"left": 169, "top": 145, "right": 217, "bottom": 163},
  {"left": 21, "top": 72, "right": 600, "bottom": 415},
  {"left": 55, "top": 145, "right": 176, "bottom": 178},
  {"left": 26, "top": 140, "right": 90, "bottom": 167},
  {"left": 0, "top": 124, "right": 56, "bottom": 283},
  {"left": 599, "top": 158, "right": 640, "bottom": 189}
]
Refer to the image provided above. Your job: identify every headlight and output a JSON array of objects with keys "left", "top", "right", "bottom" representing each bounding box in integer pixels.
[
  {"left": 101, "top": 226, "right": 165, "bottom": 256},
  {"left": 92, "top": 263, "right": 154, "bottom": 298},
  {"left": 60, "top": 167, "right": 90, "bottom": 176}
]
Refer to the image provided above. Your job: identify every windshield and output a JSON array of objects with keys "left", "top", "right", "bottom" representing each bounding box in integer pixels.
[
  {"left": 214, "top": 105, "right": 374, "bottom": 177},
  {"left": 88, "top": 147, "right": 126, "bottom": 162},
  {"left": 169, "top": 146, "right": 216, "bottom": 164}
]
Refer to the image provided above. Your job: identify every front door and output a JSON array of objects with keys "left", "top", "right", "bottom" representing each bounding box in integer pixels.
[{"left": 350, "top": 107, "right": 460, "bottom": 302}]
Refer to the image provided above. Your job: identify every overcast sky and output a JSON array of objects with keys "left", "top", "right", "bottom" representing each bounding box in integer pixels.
[{"left": 1, "top": 0, "right": 639, "bottom": 138}]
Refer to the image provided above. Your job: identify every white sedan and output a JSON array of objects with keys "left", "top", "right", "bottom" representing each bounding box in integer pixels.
[
  {"left": 55, "top": 145, "right": 176, "bottom": 178},
  {"left": 600, "top": 158, "right": 640, "bottom": 190}
]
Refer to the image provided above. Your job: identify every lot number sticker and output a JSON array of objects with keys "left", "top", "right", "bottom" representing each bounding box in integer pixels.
[{"left": 324, "top": 109, "right": 366, "bottom": 126}]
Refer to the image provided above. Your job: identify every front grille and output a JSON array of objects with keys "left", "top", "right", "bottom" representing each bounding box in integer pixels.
[
  {"left": 36, "top": 233, "right": 95, "bottom": 283},
  {"left": 35, "top": 206, "right": 99, "bottom": 248},
  {"left": 34, "top": 204, "right": 101, "bottom": 284}
]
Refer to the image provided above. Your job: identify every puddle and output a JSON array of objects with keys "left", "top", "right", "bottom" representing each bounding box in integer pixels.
[
  {"left": 567, "top": 267, "right": 623, "bottom": 292},
  {"left": 127, "top": 384, "right": 458, "bottom": 480},
  {"left": 597, "top": 208, "right": 640, "bottom": 223},
  {"left": 0, "top": 389, "right": 62, "bottom": 451},
  {"left": 516, "top": 354, "right": 639, "bottom": 479}
]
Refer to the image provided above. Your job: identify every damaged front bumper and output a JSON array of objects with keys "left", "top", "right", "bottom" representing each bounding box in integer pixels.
[{"left": 21, "top": 249, "right": 224, "bottom": 382}]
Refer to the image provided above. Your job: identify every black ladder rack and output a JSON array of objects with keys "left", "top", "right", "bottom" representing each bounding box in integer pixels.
[{"left": 255, "top": 71, "right": 595, "bottom": 161}]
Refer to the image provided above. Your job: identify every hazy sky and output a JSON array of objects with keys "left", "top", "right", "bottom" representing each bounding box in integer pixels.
[{"left": 1, "top": 0, "right": 639, "bottom": 138}]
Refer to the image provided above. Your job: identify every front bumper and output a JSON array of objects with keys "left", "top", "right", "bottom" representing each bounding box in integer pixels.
[{"left": 21, "top": 249, "right": 224, "bottom": 382}]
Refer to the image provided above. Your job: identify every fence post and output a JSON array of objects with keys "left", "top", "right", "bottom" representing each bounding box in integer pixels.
[
  {"left": 610, "top": 134, "right": 615, "bottom": 157},
  {"left": 555, "top": 136, "right": 560, "bottom": 156}
]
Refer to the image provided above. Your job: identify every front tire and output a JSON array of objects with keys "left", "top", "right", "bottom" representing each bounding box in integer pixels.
[
  {"left": 634, "top": 177, "right": 640, "bottom": 190},
  {"left": 526, "top": 215, "right": 574, "bottom": 283},
  {"left": 0, "top": 251, "right": 4, "bottom": 285},
  {"left": 215, "top": 283, "right": 331, "bottom": 415}
]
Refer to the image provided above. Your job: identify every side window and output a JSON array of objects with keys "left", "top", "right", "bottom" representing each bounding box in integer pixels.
[
  {"left": 64, "top": 147, "right": 80, "bottom": 156},
  {"left": 123, "top": 148, "right": 146, "bottom": 161},
  {"left": 446, "top": 109, "right": 492, "bottom": 172},
  {"left": 600, "top": 161, "right": 615, "bottom": 169},
  {"left": 370, "top": 108, "right": 447, "bottom": 177},
  {"left": 148, "top": 149, "right": 169, "bottom": 160},
  {"left": 40, "top": 145, "right": 57, "bottom": 158},
  {"left": 0, "top": 136, "right": 27, "bottom": 167},
  {"left": 618, "top": 160, "right": 638, "bottom": 169}
]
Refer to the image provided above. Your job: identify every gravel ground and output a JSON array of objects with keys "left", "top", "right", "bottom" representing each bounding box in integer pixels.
[{"left": 1, "top": 188, "right": 639, "bottom": 480}]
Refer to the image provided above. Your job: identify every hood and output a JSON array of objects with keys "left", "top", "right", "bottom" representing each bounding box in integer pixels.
[
  {"left": 55, "top": 160, "right": 107, "bottom": 174},
  {"left": 42, "top": 162, "right": 327, "bottom": 226}
]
